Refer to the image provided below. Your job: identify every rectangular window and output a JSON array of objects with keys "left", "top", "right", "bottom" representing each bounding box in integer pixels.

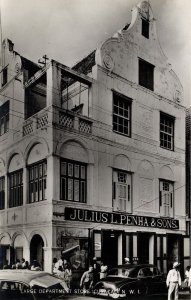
[
  {"left": 113, "top": 92, "right": 131, "bottom": 136},
  {"left": 142, "top": 18, "right": 149, "bottom": 38},
  {"left": 0, "top": 101, "right": 9, "bottom": 136},
  {"left": 113, "top": 170, "right": 132, "bottom": 212},
  {"left": 60, "top": 159, "right": 87, "bottom": 203},
  {"left": 9, "top": 170, "right": 23, "bottom": 208},
  {"left": 2, "top": 67, "right": 8, "bottom": 86},
  {"left": 139, "top": 59, "right": 154, "bottom": 91},
  {"left": 160, "top": 113, "right": 174, "bottom": 151},
  {"left": 0, "top": 176, "right": 5, "bottom": 210},
  {"left": 159, "top": 180, "right": 174, "bottom": 217},
  {"left": 28, "top": 160, "right": 47, "bottom": 203}
]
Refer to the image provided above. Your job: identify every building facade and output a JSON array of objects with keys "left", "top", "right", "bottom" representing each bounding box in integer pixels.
[{"left": 0, "top": 1, "right": 189, "bottom": 275}]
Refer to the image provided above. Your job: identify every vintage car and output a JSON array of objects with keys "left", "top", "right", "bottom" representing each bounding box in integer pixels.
[
  {"left": 94, "top": 264, "right": 167, "bottom": 299},
  {"left": 0, "top": 269, "right": 67, "bottom": 300}
]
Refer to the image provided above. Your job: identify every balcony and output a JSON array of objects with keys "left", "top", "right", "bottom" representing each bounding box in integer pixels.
[{"left": 21, "top": 105, "right": 93, "bottom": 138}]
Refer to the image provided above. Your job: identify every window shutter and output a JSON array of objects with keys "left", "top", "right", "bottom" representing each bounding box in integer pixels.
[
  {"left": 159, "top": 191, "right": 162, "bottom": 206},
  {"left": 113, "top": 182, "right": 116, "bottom": 200},
  {"left": 128, "top": 185, "right": 131, "bottom": 202},
  {"left": 170, "top": 192, "right": 173, "bottom": 208}
]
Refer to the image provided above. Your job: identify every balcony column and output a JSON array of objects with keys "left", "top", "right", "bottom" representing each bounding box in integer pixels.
[
  {"left": 47, "top": 61, "right": 62, "bottom": 107},
  {"left": 74, "top": 115, "right": 79, "bottom": 131},
  {"left": 4, "top": 174, "right": 8, "bottom": 209}
]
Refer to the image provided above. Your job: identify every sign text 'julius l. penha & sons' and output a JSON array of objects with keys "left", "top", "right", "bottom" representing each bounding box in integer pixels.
[{"left": 65, "top": 207, "right": 179, "bottom": 230}]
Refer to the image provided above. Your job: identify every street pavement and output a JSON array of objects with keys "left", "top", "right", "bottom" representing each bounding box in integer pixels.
[{"left": 63, "top": 290, "right": 191, "bottom": 300}]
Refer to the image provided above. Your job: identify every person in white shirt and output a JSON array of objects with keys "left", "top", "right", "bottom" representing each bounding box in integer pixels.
[
  {"left": 124, "top": 257, "right": 131, "bottom": 265},
  {"left": 166, "top": 262, "right": 181, "bottom": 300},
  {"left": 100, "top": 262, "right": 108, "bottom": 279},
  {"left": 184, "top": 266, "right": 190, "bottom": 286},
  {"left": 187, "top": 266, "right": 191, "bottom": 291}
]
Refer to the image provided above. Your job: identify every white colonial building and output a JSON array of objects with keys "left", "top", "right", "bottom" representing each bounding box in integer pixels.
[{"left": 0, "top": 1, "right": 189, "bottom": 277}]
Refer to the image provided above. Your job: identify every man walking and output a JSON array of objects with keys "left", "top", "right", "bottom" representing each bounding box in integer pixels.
[
  {"left": 166, "top": 262, "right": 181, "bottom": 300},
  {"left": 80, "top": 266, "right": 94, "bottom": 295}
]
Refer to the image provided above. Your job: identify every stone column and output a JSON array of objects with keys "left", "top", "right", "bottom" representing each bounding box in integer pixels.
[
  {"left": 149, "top": 235, "right": 154, "bottom": 264},
  {"left": 47, "top": 61, "right": 62, "bottom": 107},
  {"left": 118, "top": 233, "right": 123, "bottom": 265},
  {"left": 43, "top": 247, "right": 53, "bottom": 273}
]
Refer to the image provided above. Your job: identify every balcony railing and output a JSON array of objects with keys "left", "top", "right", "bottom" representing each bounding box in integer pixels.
[{"left": 22, "top": 105, "right": 93, "bottom": 137}]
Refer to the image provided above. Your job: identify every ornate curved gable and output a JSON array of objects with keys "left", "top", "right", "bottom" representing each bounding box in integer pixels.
[{"left": 95, "top": 1, "right": 183, "bottom": 103}]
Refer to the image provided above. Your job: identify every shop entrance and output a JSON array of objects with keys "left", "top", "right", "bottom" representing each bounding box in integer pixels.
[
  {"left": 30, "top": 234, "right": 44, "bottom": 269},
  {"left": 138, "top": 232, "right": 154, "bottom": 264},
  {"left": 102, "top": 231, "right": 121, "bottom": 269}
]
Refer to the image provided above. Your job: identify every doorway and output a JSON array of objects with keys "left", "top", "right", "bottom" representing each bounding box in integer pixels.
[
  {"left": 30, "top": 234, "right": 44, "bottom": 269},
  {"left": 138, "top": 232, "right": 154, "bottom": 264},
  {"left": 102, "top": 231, "right": 120, "bottom": 269}
]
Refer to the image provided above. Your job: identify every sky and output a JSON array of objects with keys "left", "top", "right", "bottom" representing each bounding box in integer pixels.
[{"left": 1, "top": 0, "right": 191, "bottom": 107}]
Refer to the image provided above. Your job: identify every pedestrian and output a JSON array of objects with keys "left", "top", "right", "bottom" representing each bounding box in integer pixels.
[
  {"left": 92, "top": 257, "right": 100, "bottom": 284},
  {"left": 80, "top": 266, "right": 94, "bottom": 295},
  {"left": 124, "top": 257, "right": 131, "bottom": 265},
  {"left": 100, "top": 262, "right": 108, "bottom": 279},
  {"left": 52, "top": 258, "right": 58, "bottom": 274},
  {"left": 55, "top": 266, "right": 69, "bottom": 293},
  {"left": 54, "top": 257, "right": 63, "bottom": 273},
  {"left": 25, "top": 261, "right": 30, "bottom": 269},
  {"left": 166, "top": 262, "right": 181, "bottom": 300},
  {"left": 187, "top": 267, "right": 191, "bottom": 292},
  {"left": 63, "top": 262, "right": 72, "bottom": 289},
  {"left": 21, "top": 258, "right": 28, "bottom": 269},
  {"left": 3, "top": 260, "right": 10, "bottom": 269},
  {"left": 184, "top": 266, "right": 190, "bottom": 286},
  {"left": 15, "top": 259, "right": 22, "bottom": 269},
  {"left": 30, "top": 260, "right": 42, "bottom": 271}
]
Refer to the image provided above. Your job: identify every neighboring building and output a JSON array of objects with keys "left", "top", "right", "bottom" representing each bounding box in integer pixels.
[
  {"left": 0, "top": 1, "right": 188, "bottom": 275},
  {"left": 186, "top": 108, "right": 191, "bottom": 260}
]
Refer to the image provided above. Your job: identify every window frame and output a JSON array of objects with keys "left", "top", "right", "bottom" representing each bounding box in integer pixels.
[
  {"left": 8, "top": 169, "right": 23, "bottom": 208},
  {"left": 159, "top": 179, "right": 174, "bottom": 218},
  {"left": 138, "top": 58, "right": 154, "bottom": 91},
  {"left": 28, "top": 159, "right": 47, "bottom": 203},
  {"left": 112, "top": 168, "right": 132, "bottom": 213},
  {"left": 2, "top": 66, "right": 8, "bottom": 87},
  {"left": 60, "top": 158, "right": 87, "bottom": 203},
  {"left": 160, "top": 112, "right": 175, "bottom": 151},
  {"left": 112, "top": 91, "right": 132, "bottom": 137},
  {"left": 0, "top": 176, "right": 5, "bottom": 210},
  {"left": 142, "top": 18, "right": 149, "bottom": 39},
  {"left": 0, "top": 101, "right": 9, "bottom": 136}
]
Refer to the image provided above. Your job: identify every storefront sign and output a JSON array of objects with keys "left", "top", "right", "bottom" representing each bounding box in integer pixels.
[{"left": 65, "top": 207, "right": 179, "bottom": 230}]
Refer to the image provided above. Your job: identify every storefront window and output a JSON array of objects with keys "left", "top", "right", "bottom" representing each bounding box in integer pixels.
[
  {"left": 94, "top": 233, "right": 101, "bottom": 258},
  {"left": 61, "top": 237, "right": 88, "bottom": 270}
]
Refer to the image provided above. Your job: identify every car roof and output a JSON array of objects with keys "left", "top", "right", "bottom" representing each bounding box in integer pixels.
[
  {"left": 116, "top": 264, "right": 156, "bottom": 269},
  {"left": 0, "top": 270, "right": 61, "bottom": 286}
]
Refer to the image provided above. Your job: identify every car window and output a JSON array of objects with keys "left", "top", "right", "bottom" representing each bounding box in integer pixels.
[
  {"left": 0, "top": 281, "right": 34, "bottom": 300},
  {"left": 108, "top": 268, "right": 136, "bottom": 278},
  {"left": 153, "top": 267, "right": 161, "bottom": 276},
  {"left": 138, "top": 268, "right": 153, "bottom": 277}
]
